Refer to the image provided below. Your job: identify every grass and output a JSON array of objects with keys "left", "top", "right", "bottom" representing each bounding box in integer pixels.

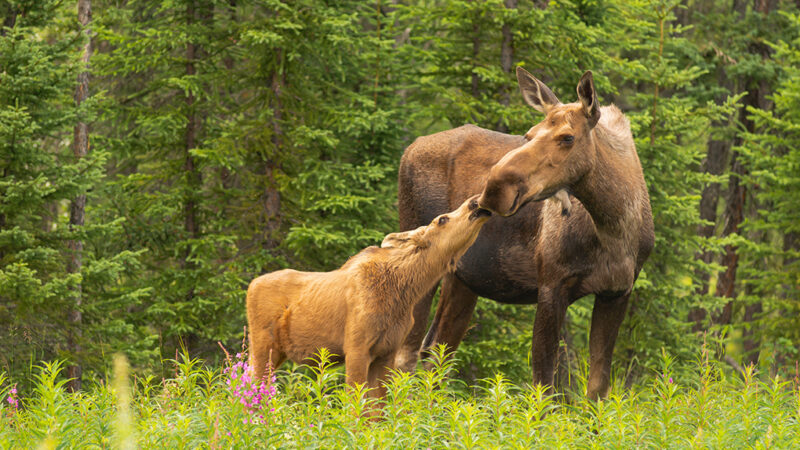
[{"left": 1, "top": 347, "right": 799, "bottom": 449}]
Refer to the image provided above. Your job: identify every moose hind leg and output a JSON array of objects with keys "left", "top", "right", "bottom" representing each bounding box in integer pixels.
[
  {"left": 395, "top": 284, "right": 439, "bottom": 373},
  {"left": 587, "top": 292, "right": 630, "bottom": 400},
  {"left": 530, "top": 286, "right": 568, "bottom": 391},
  {"left": 420, "top": 272, "right": 479, "bottom": 366}
]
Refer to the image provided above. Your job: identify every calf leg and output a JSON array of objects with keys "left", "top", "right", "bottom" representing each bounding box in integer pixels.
[
  {"left": 587, "top": 292, "right": 630, "bottom": 400},
  {"left": 248, "top": 327, "right": 286, "bottom": 381},
  {"left": 394, "top": 285, "right": 439, "bottom": 372},
  {"left": 530, "top": 286, "right": 568, "bottom": 391},
  {"left": 345, "top": 350, "right": 371, "bottom": 388},
  {"left": 420, "top": 273, "right": 479, "bottom": 364},
  {"left": 368, "top": 354, "right": 395, "bottom": 400}
]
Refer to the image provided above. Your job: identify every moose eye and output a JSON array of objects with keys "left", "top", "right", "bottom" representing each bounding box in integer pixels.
[
  {"left": 438, "top": 216, "right": 449, "bottom": 226},
  {"left": 561, "top": 135, "right": 575, "bottom": 145}
]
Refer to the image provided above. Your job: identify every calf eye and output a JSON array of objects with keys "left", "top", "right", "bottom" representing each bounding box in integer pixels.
[
  {"left": 561, "top": 135, "right": 575, "bottom": 145},
  {"left": 438, "top": 216, "right": 449, "bottom": 225}
]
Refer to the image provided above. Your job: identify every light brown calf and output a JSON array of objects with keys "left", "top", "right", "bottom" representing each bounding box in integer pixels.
[{"left": 246, "top": 196, "right": 491, "bottom": 398}]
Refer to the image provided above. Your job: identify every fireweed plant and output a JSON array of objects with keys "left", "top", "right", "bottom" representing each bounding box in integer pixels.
[
  {"left": 6, "top": 385, "right": 18, "bottom": 410},
  {"left": 1, "top": 373, "right": 19, "bottom": 420},
  {"left": 220, "top": 344, "right": 278, "bottom": 425}
]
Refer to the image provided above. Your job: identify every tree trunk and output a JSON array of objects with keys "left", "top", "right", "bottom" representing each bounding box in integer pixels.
[
  {"left": 471, "top": 20, "right": 480, "bottom": 100},
  {"left": 713, "top": 139, "right": 745, "bottom": 327},
  {"left": 714, "top": 2, "right": 774, "bottom": 365},
  {"left": 219, "top": 0, "right": 236, "bottom": 190},
  {"left": 264, "top": 41, "right": 283, "bottom": 251},
  {"left": 373, "top": 0, "right": 381, "bottom": 108},
  {"left": 66, "top": 0, "right": 91, "bottom": 394},
  {"left": 784, "top": 231, "right": 799, "bottom": 363},
  {"left": 468, "top": 5, "right": 481, "bottom": 125},
  {"left": 1, "top": 9, "right": 16, "bottom": 36},
  {"left": 183, "top": 0, "right": 202, "bottom": 309},
  {"left": 689, "top": 66, "right": 733, "bottom": 332},
  {"left": 674, "top": 0, "right": 691, "bottom": 28},
  {"left": 0, "top": 9, "right": 17, "bottom": 256},
  {"left": 497, "top": 0, "right": 517, "bottom": 133},
  {"left": 741, "top": 300, "right": 762, "bottom": 366}
]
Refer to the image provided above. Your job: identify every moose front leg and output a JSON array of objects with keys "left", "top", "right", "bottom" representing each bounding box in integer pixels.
[
  {"left": 530, "top": 285, "right": 568, "bottom": 391},
  {"left": 395, "top": 285, "right": 439, "bottom": 373},
  {"left": 419, "top": 272, "right": 478, "bottom": 365},
  {"left": 587, "top": 292, "right": 630, "bottom": 400}
]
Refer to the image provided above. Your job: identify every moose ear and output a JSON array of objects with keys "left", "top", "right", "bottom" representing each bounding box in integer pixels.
[
  {"left": 576, "top": 71, "right": 600, "bottom": 127},
  {"left": 517, "top": 67, "right": 560, "bottom": 114}
]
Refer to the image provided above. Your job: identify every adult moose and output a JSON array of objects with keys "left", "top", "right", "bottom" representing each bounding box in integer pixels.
[{"left": 395, "top": 68, "right": 654, "bottom": 399}]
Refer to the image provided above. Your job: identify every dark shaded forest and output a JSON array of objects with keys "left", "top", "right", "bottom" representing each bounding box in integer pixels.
[{"left": 1, "top": 0, "right": 799, "bottom": 392}]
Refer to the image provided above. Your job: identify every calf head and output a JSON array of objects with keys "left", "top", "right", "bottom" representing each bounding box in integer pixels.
[
  {"left": 382, "top": 195, "right": 491, "bottom": 270},
  {"left": 479, "top": 68, "right": 600, "bottom": 216}
]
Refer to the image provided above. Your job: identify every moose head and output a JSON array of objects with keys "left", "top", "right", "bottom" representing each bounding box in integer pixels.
[{"left": 479, "top": 68, "right": 600, "bottom": 216}]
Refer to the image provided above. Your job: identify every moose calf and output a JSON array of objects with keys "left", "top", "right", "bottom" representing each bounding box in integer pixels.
[{"left": 246, "top": 195, "right": 492, "bottom": 398}]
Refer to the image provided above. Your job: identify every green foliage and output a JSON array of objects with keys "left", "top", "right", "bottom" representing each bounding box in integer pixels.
[
  {"left": 0, "top": 0, "right": 147, "bottom": 383},
  {"left": 738, "top": 11, "right": 800, "bottom": 370},
  {"left": 1, "top": 351, "right": 799, "bottom": 447}
]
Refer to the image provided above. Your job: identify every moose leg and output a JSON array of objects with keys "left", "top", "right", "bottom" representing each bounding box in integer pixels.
[
  {"left": 345, "top": 350, "right": 372, "bottom": 388},
  {"left": 530, "top": 286, "right": 568, "bottom": 391},
  {"left": 587, "top": 292, "right": 630, "bottom": 400},
  {"left": 395, "top": 284, "right": 439, "bottom": 372},
  {"left": 420, "top": 272, "right": 478, "bottom": 364}
]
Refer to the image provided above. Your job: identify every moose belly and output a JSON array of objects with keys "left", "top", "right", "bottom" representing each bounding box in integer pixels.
[{"left": 454, "top": 218, "right": 540, "bottom": 304}]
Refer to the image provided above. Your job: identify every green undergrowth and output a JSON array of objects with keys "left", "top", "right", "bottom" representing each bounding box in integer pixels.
[{"left": 1, "top": 347, "right": 799, "bottom": 449}]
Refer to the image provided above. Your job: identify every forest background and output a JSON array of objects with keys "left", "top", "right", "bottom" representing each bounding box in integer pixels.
[{"left": 1, "top": 0, "right": 799, "bottom": 393}]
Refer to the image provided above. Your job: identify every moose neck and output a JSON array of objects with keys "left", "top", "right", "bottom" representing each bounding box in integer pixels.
[
  {"left": 388, "top": 246, "right": 453, "bottom": 308},
  {"left": 571, "top": 136, "right": 644, "bottom": 247}
]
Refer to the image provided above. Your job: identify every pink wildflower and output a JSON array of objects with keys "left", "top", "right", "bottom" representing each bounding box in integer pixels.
[
  {"left": 224, "top": 350, "right": 278, "bottom": 426},
  {"left": 6, "top": 384, "right": 19, "bottom": 409}
]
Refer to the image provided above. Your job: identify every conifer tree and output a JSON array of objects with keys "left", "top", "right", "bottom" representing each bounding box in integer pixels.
[
  {"left": 0, "top": 1, "right": 144, "bottom": 382},
  {"left": 0, "top": 0, "right": 82, "bottom": 377},
  {"left": 738, "top": 11, "right": 800, "bottom": 372},
  {"left": 66, "top": 0, "right": 92, "bottom": 393}
]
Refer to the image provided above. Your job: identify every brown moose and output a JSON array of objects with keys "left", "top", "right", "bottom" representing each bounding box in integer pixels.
[
  {"left": 395, "top": 68, "right": 654, "bottom": 400},
  {"left": 246, "top": 195, "right": 492, "bottom": 398}
]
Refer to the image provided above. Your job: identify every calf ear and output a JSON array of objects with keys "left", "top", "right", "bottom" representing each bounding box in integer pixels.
[
  {"left": 382, "top": 229, "right": 430, "bottom": 250},
  {"left": 381, "top": 232, "right": 409, "bottom": 248},
  {"left": 517, "top": 67, "right": 560, "bottom": 114},
  {"left": 577, "top": 71, "right": 600, "bottom": 127}
]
